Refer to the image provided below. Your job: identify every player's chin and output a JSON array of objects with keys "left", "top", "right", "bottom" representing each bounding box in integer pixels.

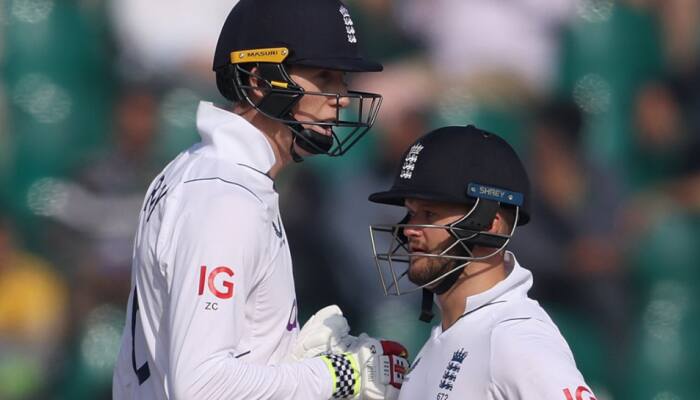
[
  {"left": 407, "top": 259, "right": 435, "bottom": 286},
  {"left": 409, "top": 258, "right": 456, "bottom": 287}
]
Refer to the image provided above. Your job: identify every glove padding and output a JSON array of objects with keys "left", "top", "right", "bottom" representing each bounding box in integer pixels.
[
  {"left": 339, "top": 333, "right": 409, "bottom": 400},
  {"left": 288, "top": 305, "right": 409, "bottom": 399},
  {"left": 287, "top": 305, "right": 351, "bottom": 362}
]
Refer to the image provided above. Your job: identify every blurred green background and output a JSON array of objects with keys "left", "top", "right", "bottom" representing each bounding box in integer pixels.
[{"left": 1, "top": 0, "right": 699, "bottom": 399}]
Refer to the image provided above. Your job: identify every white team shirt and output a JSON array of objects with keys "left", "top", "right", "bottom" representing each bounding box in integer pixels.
[
  {"left": 113, "top": 102, "right": 333, "bottom": 399},
  {"left": 400, "top": 252, "right": 596, "bottom": 400}
]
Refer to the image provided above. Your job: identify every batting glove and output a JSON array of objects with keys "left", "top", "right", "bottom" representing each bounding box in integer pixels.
[
  {"left": 287, "top": 305, "right": 351, "bottom": 362},
  {"left": 321, "top": 333, "right": 409, "bottom": 400}
]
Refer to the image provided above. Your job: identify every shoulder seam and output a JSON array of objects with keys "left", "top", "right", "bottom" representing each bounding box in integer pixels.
[
  {"left": 454, "top": 300, "right": 507, "bottom": 325},
  {"left": 237, "top": 163, "right": 273, "bottom": 181},
  {"left": 498, "top": 316, "right": 532, "bottom": 324},
  {"left": 183, "top": 177, "right": 263, "bottom": 204}
]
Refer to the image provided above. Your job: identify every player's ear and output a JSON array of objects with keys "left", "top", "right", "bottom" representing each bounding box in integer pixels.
[
  {"left": 488, "top": 212, "right": 503, "bottom": 235},
  {"left": 492, "top": 208, "right": 514, "bottom": 235},
  {"left": 247, "top": 66, "right": 266, "bottom": 101}
]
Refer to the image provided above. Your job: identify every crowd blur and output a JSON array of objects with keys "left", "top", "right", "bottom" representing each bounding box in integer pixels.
[{"left": 1, "top": 0, "right": 698, "bottom": 398}]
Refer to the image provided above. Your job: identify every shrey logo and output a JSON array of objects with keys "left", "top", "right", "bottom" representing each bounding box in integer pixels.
[
  {"left": 400, "top": 143, "right": 424, "bottom": 179},
  {"left": 339, "top": 5, "right": 357, "bottom": 43},
  {"left": 198, "top": 265, "right": 235, "bottom": 299}
]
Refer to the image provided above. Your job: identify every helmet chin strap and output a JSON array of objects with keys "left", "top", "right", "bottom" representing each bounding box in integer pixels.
[
  {"left": 288, "top": 121, "right": 333, "bottom": 163},
  {"left": 419, "top": 262, "right": 465, "bottom": 323},
  {"left": 289, "top": 140, "right": 304, "bottom": 163}
]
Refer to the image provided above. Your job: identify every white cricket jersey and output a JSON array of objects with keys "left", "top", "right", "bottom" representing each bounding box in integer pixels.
[
  {"left": 399, "top": 252, "right": 596, "bottom": 400},
  {"left": 113, "top": 102, "right": 333, "bottom": 400}
]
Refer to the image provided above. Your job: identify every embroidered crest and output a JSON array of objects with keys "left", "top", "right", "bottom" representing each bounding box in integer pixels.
[
  {"left": 339, "top": 5, "right": 357, "bottom": 43},
  {"left": 437, "top": 348, "right": 467, "bottom": 392},
  {"left": 399, "top": 143, "right": 424, "bottom": 179}
]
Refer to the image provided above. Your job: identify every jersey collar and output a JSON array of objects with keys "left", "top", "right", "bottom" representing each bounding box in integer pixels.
[
  {"left": 462, "top": 251, "right": 533, "bottom": 314},
  {"left": 196, "top": 101, "right": 276, "bottom": 174}
]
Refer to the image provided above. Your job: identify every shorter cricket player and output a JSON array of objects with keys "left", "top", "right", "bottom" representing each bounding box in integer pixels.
[{"left": 368, "top": 126, "right": 596, "bottom": 400}]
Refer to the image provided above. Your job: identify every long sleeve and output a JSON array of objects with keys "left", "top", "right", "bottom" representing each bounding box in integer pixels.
[{"left": 162, "top": 187, "right": 332, "bottom": 399}]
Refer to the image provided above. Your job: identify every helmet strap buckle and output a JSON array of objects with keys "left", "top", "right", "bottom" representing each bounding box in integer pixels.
[{"left": 419, "top": 289, "right": 435, "bottom": 322}]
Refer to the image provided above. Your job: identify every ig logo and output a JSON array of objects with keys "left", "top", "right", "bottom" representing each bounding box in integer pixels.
[
  {"left": 198, "top": 265, "right": 235, "bottom": 302},
  {"left": 563, "top": 387, "right": 596, "bottom": 400}
]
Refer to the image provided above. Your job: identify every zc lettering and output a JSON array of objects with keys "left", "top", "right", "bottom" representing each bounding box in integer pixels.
[
  {"left": 198, "top": 265, "right": 235, "bottom": 299},
  {"left": 563, "top": 386, "right": 596, "bottom": 400}
]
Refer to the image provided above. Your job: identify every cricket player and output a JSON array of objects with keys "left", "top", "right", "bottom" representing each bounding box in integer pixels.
[
  {"left": 112, "top": 0, "right": 407, "bottom": 398},
  {"left": 368, "top": 126, "right": 597, "bottom": 400}
]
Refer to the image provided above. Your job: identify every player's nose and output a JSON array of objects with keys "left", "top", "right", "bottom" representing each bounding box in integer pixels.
[
  {"left": 403, "top": 224, "right": 422, "bottom": 238},
  {"left": 336, "top": 94, "right": 351, "bottom": 108}
]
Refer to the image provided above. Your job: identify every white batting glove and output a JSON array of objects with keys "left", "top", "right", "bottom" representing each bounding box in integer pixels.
[
  {"left": 321, "top": 333, "right": 409, "bottom": 400},
  {"left": 286, "top": 305, "right": 351, "bottom": 362}
]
